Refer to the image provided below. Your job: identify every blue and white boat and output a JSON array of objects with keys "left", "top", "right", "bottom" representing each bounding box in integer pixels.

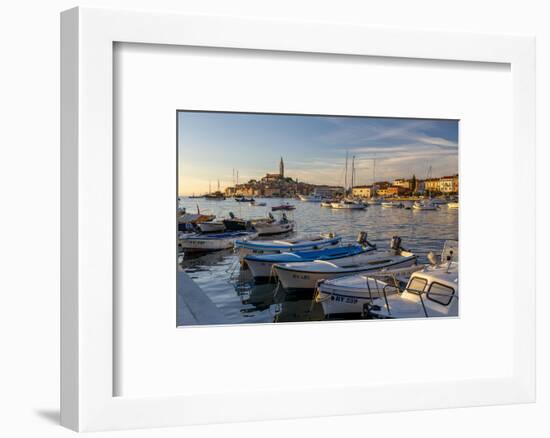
[
  {"left": 244, "top": 243, "right": 376, "bottom": 281},
  {"left": 273, "top": 237, "right": 417, "bottom": 290},
  {"left": 235, "top": 233, "right": 341, "bottom": 258},
  {"left": 179, "top": 230, "right": 258, "bottom": 253}
]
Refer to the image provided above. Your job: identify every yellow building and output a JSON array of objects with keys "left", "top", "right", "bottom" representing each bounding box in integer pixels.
[
  {"left": 439, "top": 175, "right": 458, "bottom": 193},
  {"left": 424, "top": 178, "right": 440, "bottom": 193},
  {"left": 352, "top": 185, "right": 374, "bottom": 198},
  {"left": 377, "top": 186, "right": 408, "bottom": 197}
]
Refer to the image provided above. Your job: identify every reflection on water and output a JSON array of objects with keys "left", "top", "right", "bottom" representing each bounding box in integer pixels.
[{"left": 178, "top": 198, "right": 458, "bottom": 324}]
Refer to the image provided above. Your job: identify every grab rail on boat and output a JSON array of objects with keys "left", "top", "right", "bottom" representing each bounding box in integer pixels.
[{"left": 362, "top": 265, "right": 424, "bottom": 317}]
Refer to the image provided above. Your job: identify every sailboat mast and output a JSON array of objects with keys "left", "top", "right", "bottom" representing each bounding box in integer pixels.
[
  {"left": 427, "top": 165, "right": 432, "bottom": 198},
  {"left": 344, "top": 151, "right": 349, "bottom": 194},
  {"left": 351, "top": 155, "right": 355, "bottom": 189}
]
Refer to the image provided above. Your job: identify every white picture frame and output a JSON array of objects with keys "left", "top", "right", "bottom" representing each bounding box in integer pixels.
[{"left": 60, "top": 7, "right": 535, "bottom": 432}]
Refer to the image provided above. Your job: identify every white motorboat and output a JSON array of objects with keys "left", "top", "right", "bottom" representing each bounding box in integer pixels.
[
  {"left": 367, "top": 261, "right": 458, "bottom": 319},
  {"left": 179, "top": 230, "right": 258, "bottom": 253},
  {"left": 366, "top": 198, "right": 382, "bottom": 205},
  {"left": 315, "top": 265, "right": 423, "bottom": 316},
  {"left": 367, "top": 240, "right": 458, "bottom": 318},
  {"left": 316, "top": 239, "right": 458, "bottom": 316},
  {"left": 320, "top": 200, "right": 336, "bottom": 207},
  {"left": 381, "top": 201, "right": 405, "bottom": 208},
  {"left": 412, "top": 200, "right": 438, "bottom": 210},
  {"left": 197, "top": 221, "right": 226, "bottom": 233},
  {"left": 235, "top": 233, "right": 341, "bottom": 258},
  {"left": 298, "top": 194, "right": 323, "bottom": 202},
  {"left": 447, "top": 202, "right": 459, "bottom": 209},
  {"left": 381, "top": 201, "right": 403, "bottom": 208},
  {"left": 253, "top": 213, "right": 295, "bottom": 236},
  {"left": 331, "top": 199, "right": 366, "bottom": 209},
  {"left": 273, "top": 237, "right": 417, "bottom": 290}
]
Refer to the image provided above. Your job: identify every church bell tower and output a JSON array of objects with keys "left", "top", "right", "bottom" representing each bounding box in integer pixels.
[{"left": 279, "top": 157, "right": 284, "bottom": 178}]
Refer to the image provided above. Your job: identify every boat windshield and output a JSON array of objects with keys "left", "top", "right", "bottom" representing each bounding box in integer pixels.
[
  {"left": 405, "top": 277, "right": 428, "bottom": 295},
  {"left": 426, "top": 282, "right": 455, "bottom": 306}
]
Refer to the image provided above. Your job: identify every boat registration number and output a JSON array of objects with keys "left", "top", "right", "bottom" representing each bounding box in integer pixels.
[{"left": 333, "top": 295, "right": 358, "bottom": 304}]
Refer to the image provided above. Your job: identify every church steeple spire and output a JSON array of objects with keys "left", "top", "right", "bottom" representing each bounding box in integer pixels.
[{"left": 279, "top": 156, "right": 284, "bottom": 178}]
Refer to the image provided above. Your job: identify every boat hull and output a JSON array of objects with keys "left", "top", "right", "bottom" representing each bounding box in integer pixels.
[
  {"left": 197, "top": 222, "right": 226, "bottom": 233},
  {"left": 316, "top": 277, "right": 398, "bottom": 316},
  {"left": 330, "top": 202, "right": 366, "bottom": 209},
  {"left": 179, "top": 232, "right": 258, "bottom": 253},
  {"left": 253, "top": 221, "right": 294, "bottom": 236},
  {"left": 223, "top": 219, "right": 248, "bottom": 231},
  {"left": 235, "top": 236, "right": 341, "bottom": 258},
  {"left": 271, "top": 206, "right": 295, "bottom": 211},
  {"left": 244, "top": 258, "right": 278, "bottom": 281},
  {"left": 274, "top": 256, "right": 417, "bottom": 290},
  {"left": 244, "top": 245, "right": 374, "bottom": 281},
  {"left": 318, "top": 289, "right": 388, "bottom": 315}
]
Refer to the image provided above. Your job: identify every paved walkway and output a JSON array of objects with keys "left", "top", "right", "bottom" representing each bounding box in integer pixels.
[{"left": 176, "top": 272, "right": 226, "bottom": 326}]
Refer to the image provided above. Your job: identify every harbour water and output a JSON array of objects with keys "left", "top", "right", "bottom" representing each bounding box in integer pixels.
[{"left": 178, "top": 197, "right": 458, "bottom": 325}]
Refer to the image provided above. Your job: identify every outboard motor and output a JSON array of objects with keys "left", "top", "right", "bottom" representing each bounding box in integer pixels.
[
  {"left": 357, "top": 231, "right": 376, "bottom": 249},
  {"left": 390, "top": 236, "right": 402, "bottom": 253},
  {"left": 268, "top": 212, "right": 274, "bottom": 221},
  {"left": 281, "top": 213, "right": 288, "bottom": 223},
  {"left": 229, "top": 212, "right": 235, "bottom": 219}
]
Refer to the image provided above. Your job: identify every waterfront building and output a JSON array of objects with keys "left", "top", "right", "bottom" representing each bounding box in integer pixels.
[
  {"left": 439, "top": 175, "right": 458, "bottom": 193},
  {"left": 424, "top": 178, "right": 441, "bottom": 194},
  {"left": 314, "top": 185, "right": 345, "bottom": 198},
  {"left": 352, "top": 185, "right": 375, "bottom": 198},
  {"left": 374, "top": 181, "right": 391, "bottom": 189},
  {"left": 393, "top": 178, "right": 413, "bottom": 190},
  {"left": 415, "top": 179, "right": 426, "bottom": 194},
  {"left": 377, "top": 185, "right": 409, "bottom": 197}
]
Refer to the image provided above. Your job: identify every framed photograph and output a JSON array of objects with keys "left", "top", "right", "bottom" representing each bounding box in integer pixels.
[
  {"left": 176, "top": 111, "right": 459, "bottom": 326},
  {"left": 61, "top": 7, "right": 536, "bottom": 432}
]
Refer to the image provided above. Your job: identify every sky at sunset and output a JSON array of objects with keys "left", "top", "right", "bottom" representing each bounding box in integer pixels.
[{"left": 177, "top": 111, "right": 458, "bottom": 196}]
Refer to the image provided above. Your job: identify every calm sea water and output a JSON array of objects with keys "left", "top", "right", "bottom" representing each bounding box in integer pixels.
[{"left": 178, "top": 197, "right": 458, "bottom": 325}]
